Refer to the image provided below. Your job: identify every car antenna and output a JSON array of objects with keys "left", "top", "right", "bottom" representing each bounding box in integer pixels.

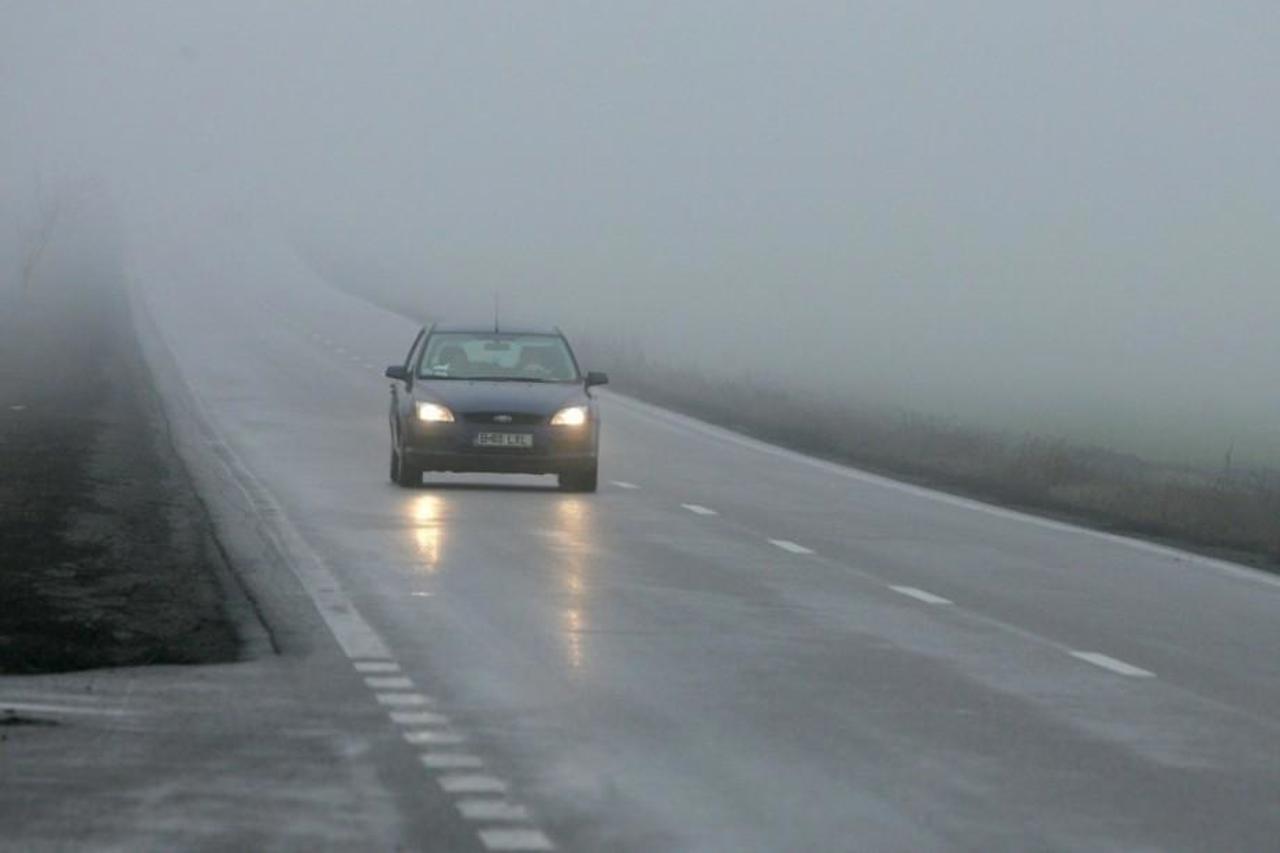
[{"left": 493, "top": 292, "right": 500, "bottom": 333}]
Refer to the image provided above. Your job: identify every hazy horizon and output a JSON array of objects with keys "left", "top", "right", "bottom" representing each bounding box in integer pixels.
[{"left": 4, "top": 2, "right": 1277, "bottom": 465}]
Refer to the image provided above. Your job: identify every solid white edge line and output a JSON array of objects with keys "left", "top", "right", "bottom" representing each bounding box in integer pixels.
[
  {"left": 769, "top": 538, "right": 814, "bottom": 555},
  {"left": 139, "top": 293, "right": 563, "bottom": 851},
  {"left": 1069, "top": 651, "right": 1155, "bottom": 678},
  {"left": 681, "top": 503, "right": 718, "bottom": 516},
  {"left": 0, "top": 702, "right": 133, "bottom": 717},
  {"left": 129, "top": 281, "right": 394, "bottom": 660},
  {"left": 604, "top": 393, "right": 1280, "bottom": 591},
  {"left": 889, "top": 585, "right": 953, "bottom": 605}
]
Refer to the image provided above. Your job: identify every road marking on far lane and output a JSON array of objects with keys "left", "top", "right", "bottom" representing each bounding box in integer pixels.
[
  {"left": 389, "top": 710, "right": 451, "bottom": 726},
  {"left": 769, "top": 539, "right": 814, "bottom": 555},
  {"left": 890, "top": 586, "right": 953, "bottom": 605},
  {"left": 1069, "top": 651, "right": 1155, "bottom": 678},
  {"left": 611, "top": 480, "right": 640, "bottom": 490},
  {"left": 439, "top": 774, "right": 508, "bottom": 794},
  {"left": 457, "top": 799, "right": 531, "bottom": 821},
  {"left": 404, "top": 730, "right": 467, "bottom": 746},
  {"left": 421, "top": 752, "right": 485, "bottom": 769},
  {"left": 477, "top": 828, "right": 555, "bottom": 851},
  {"left": 681, "top": 503, "right": 718, "bottom": 516},
  {"left": 365, "top": 676, "right": 414, "bottom": 690},
  {"left": 375, "top": 692, "right": 433, "bottom": 707},
  {"left": 354, "top": 661, "right": 400, "bottom": 673}
]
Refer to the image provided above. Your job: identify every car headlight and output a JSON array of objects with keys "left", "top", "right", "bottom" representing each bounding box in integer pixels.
[
  {"left": 550, "top": 405, "right": 588, "bottom": 426},
  {"left": 416, "top": 402, "right": 455, "bottom": 423}
]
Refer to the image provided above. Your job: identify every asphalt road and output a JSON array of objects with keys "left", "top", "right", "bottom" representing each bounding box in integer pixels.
[{"left": 133, "top": 245, "right": 1280, "bottom": 852}]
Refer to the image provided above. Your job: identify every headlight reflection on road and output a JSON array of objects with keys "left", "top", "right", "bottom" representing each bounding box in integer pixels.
[
  {"left": 564, "top": 608, "right": 585, "bottom": 671},
  {"left": 556, "top": 497, "right": 591, "bottom": 672},
  {"left": 411, "top": 494, "right": 445, "bottom": 572}
]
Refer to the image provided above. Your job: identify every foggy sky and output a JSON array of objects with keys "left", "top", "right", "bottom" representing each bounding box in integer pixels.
[{"left": 3, "top": 2, "right": 1277, "bottom": 464}]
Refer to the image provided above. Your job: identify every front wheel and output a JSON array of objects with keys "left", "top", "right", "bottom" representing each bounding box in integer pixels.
[
  {"left": 558, "top": 463, "right": 598, "bottom": 493},
  {"left": 390, "top": 445, "right": 422, "bottom": 488}
]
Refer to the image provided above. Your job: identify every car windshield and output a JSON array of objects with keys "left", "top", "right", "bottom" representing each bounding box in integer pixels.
[{"left": 417, "top": 332, "right": 580, "bottom": 382}]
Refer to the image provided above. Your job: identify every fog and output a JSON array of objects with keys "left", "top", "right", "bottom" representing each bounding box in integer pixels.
[{"left": 4, "top": 2, "right": 1278, "bottom": 465}]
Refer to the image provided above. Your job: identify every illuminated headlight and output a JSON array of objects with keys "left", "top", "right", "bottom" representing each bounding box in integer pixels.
[
  {"left": 550, "top": 405, "right": 588, "bottom": 426},
  {"left": 416, "top": 402, "right": 455, "bottom": 423}
]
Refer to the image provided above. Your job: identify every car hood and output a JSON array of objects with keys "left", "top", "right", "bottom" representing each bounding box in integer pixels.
[{"left": 415, "top": 380, "right": 586, "bottom": 415}]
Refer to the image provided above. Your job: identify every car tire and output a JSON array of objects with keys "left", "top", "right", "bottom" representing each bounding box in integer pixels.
[
  {"left": 391, "top": 444, "right": 422, "bottom": 488},
  {"left": 558, "top": 464, "right": 598, "bottom": 493}
]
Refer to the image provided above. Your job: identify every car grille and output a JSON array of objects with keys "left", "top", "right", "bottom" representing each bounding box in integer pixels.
[{"left": 462, "top": 412, "right": 546, "bottom": 426}]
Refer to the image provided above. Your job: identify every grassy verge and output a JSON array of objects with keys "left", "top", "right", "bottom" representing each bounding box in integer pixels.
[
  {"left": 587, "top": 348, "right": 1280, "bottom": 572},
  {"left": 301, "top": 256, "right": 1280, "bottom": 574},
  {"left": 0, "top": 249, "right": 239, "bottom": 673}
]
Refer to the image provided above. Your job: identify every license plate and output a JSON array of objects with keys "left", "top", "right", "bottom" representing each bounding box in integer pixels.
[{"left": 474, "top": 431, "right": 533, "bottom": 448}]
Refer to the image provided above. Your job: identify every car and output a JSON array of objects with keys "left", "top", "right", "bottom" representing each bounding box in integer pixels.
[{"left": 384, "top": 323, "right": 608, "bottom": 492}]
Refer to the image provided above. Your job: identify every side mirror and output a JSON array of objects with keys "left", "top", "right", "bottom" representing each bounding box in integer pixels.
[
  {"left": 385, "top": 365, "right": 409, "bottom": 382},
  {"left": 585, "top": 371, "right": 609, "bottom": 388}
]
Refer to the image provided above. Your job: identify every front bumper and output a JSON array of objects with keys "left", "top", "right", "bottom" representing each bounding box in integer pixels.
[{"left": 403, "top": 421, "right": 598, "bottom": 474}]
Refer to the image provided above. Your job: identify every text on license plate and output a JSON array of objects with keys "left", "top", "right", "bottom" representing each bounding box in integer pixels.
[{"left": 474, "top": 431, "right": 533, "bottom": 448}]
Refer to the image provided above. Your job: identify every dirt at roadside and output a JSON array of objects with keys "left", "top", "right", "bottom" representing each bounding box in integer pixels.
[{"left": 0, "top": 244, "right": 239, "bottom": 673}]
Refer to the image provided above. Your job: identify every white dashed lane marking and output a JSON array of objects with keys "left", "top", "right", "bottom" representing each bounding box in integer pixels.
[
  {"left": 421, "top": 753, "right": 485, "bottom": 769},
  {"left": 681, "top": 503, "right": 718, "bottom": 516},
  {"left": 376, "top": 692, "right": 433, "bottom": 707},
  {"left": 611, "top": 480, "right": 640, "bottom": 489},
  {"left": 404, "top": 730, "right": 467, "bottom": 746},
  {"left": 457, "top": 799, "right": 531, "bottom": 821},
  {"left": 769, "top": 538, "right": 814, "bottom": 555},
  {"left": 439, "top": 774, "right": 508, "bottom": 794},
  {"left": 477, "top": 828, "right": 555, "bottom": 851},
  {"left": 355, "top": 655, "right": 399, "bottom": 671},
  {"left": 890, "top": 585, "right": 953, "bottom": 605},
  {"left": 354, "top": 660, "right": 400, "bottom": 673},
  {"left": 390, "top": 710, "right": 451, "bottom": 726},
  {"left": 1070, "top": 651, "right": 1156, "bottom": 678},
  {"left": 365, "top": 676, "right": 414, "bottom": 690}
]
